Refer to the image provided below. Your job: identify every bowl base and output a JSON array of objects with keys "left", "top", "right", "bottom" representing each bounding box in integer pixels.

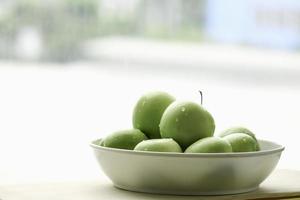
[{"left": 113, "top": 184, "right": 259, "bottom": 196}]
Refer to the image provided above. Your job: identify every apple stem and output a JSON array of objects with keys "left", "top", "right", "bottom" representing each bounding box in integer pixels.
[{"left": 198, "top": 90, "right": 203, "bottom": 105}]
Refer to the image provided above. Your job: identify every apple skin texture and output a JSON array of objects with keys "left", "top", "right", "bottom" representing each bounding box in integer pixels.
[
  {"left": 103, "top": 129, "right": 147, "bottom": 150},
  {"left": 219, "top": 126, "right": 260, "bottom": 150},
  {"left": 185, "top": 137, "right": 232, "bottom": 153},
  {"left": 134, "top": 138, "right": 182, "bottom": 153},
  {"left": 132, "top": 91, "right": 175, "bottom": 139},
  {"left": 223, "top": 133, "right": 257, "bottom": 152},
  {"left": 159, "top": 101, "right": 215, "bottom": 149}
]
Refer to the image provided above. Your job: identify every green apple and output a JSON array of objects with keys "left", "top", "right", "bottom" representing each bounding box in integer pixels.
[
  {"left": 185, "top": 137, "right": 232, "bottom": 153},
  {"left": 132, "top": 91, "right": 175, "bottom": 139},
  {"left": 219, "top": 126, "right": 260, "bottom": 150},
  {"left": 95, "top": 139, "right": 104, "bottom": 146},
  {"left": 223, "top": 133, "right": 257, "bottom": 152},
  {"left": 103, "top": 129, "right": 147, "bottom": 150},
  {"left": 159, "top": 101, "right": 215, "bottom": 149},
  {"left": 134, "top": 138, "right": 182, "bottom": 153}
]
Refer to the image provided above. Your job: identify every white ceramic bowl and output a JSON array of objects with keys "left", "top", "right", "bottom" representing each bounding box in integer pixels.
[{"left": 90, "top": 139, "right": 284, "bottom": 195}]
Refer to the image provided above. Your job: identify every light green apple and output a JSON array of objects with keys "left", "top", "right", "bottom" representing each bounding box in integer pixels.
[
  {"left": 219, "top": 126, "right": 260, "bottom": 150},
  {"left": 185, "top": 137, "right": 232, "bottom": 153},
  {"left": 103, "top": 129, "right": 147, "bottom": 150},
  {"left": 223, "top": 133, "right": 257, "bottom": 152},
  {"left": 159, "top": 101, "right": 215, "bottom": 149},
  {"left": 95, "top": 139, "right": 104, "bottom": 146},
  {"left": 132, "top": 91, "right": 175, "bottom": 139},
  {"left": 134, "top": 138, "right": 182, "bottom": 153}
]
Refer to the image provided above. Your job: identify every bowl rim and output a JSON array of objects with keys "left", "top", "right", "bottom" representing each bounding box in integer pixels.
[{"left": 90, "top": 138, "right": 284, "bottom": 158}]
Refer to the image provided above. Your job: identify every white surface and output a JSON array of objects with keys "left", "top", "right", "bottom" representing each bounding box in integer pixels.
[
  {"left": 1, "top": 169, "right": 300, "bottom": 200},
  {"left": 0, "top": 60, "right": 300, "bottom": 185}
]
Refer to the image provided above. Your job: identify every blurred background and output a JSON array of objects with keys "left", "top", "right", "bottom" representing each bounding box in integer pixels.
[{"left": 1, "top": 0, "right": 300, "bottom": 185}]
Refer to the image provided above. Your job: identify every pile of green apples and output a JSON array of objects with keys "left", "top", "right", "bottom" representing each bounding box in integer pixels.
[{"left": 97, "top": 91, "right": 260, "bottom": 153}]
